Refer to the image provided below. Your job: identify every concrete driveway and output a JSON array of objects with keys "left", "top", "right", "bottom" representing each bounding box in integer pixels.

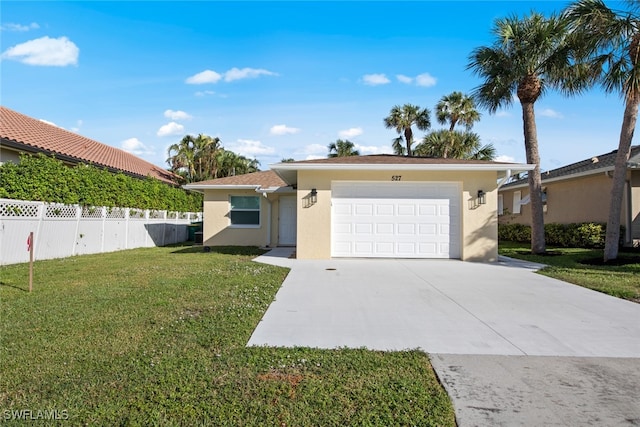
[{"left": 249, "top": 249, "right": 640, "bottom": 426}]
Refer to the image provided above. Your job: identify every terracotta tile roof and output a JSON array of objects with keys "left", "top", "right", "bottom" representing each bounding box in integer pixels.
[
  {"left": 501, "top": 145, "right": 640, "bottom": 189},
  {"left": 0, "top": 106, "right": 179, "bottom": 185},
  {"left": 188, "top": 170, "right": 287, "bottom": 189},
  {"left": 283, "top": 154, "right": 511, "bottom": 165}
]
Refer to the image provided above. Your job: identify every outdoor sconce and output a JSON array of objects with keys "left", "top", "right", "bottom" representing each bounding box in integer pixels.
[
  {"left": 477, "top": 190, "right": 486, "bottom": 205},
  {"left": 310, "top": 188, "right": 318, "bottom": 204}
]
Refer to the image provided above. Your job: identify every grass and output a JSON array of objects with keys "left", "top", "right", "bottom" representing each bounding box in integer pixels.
[
  {"left": 0, "top": 245, "right": 455, "bottom": 426},
  {"left": 499, "top": 242, "right": 640, "bottom": 303}
]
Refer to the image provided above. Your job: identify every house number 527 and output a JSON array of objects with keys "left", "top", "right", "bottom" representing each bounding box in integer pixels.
[{"left": 391, "top": 175, "right": 402, "bottom": 181}]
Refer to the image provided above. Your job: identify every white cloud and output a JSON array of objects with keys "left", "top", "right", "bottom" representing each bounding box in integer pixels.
[
  {"left": 338, "top": 127, "right": 363, "bottom": 139},
  {"left": 164, "top": 109, "right": 192, "bottom": 121},
  {"left": 121, "top": 138, "right": 154, "bottom": 156},
  {"left": 539, "top": 108, "right": 563, "bottom": 119},
  {"left": 2, "top": 36, "right": 79, "bottom": 66},
  {"left": 186, "top": 69, "right": 222, "bottom": 84},
  {"left": 186, "top": 67, "right": 277, "bottom": 85},
  {"left": 305, "top": 155, "right": 325, "bottom": 160},
  {"left": 495, "top": 111, "right": 512, "bottom": 118},
  {"left": 415, "top": 72, "right": 437, "bottom": 87},
  {"left": 362, "top": 73, "right": 390, "bottom": 86},
  {"left": 298, "top": 143, "right": 327, "bottom": 157},
  {"left": 224, "top": 67, "right": 278, "bottom": 82},
  {"left": 1, "top": 22, "right": 40, "bottom": 32},
  {"left": 495, "top": 155, "right": 516, "bottom": 163},
  {"left": 355, "top": 144, "right": 393, "bottom": 155},
  {"left": 195, "top": 90, "right": 216, "bottom": 97},
  {"left": 157, "top": 122, "right": 184, "bottom": 137},
  {"left": 396, "top": 74, "right": 413, "bottom": 84},
  {"left": 270, "top": 124, "right": 300, "bottom": 135},
  {"left": 70, "top": 119, "right": 83, "bottom": 133},
  {"left": 39, "top": 119, "right": 61, "bottom": 128},
  {"left": 228, "top": 139, "right": 275, "bottom": 156}
]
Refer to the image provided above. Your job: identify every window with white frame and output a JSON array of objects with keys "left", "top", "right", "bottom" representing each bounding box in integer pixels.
[
  {"left": 230, "top": 196, "right": 260, "bottom": 226},
  {"left": 498, "top": 194, "right": 504, "bottom": 216},
  {"left": 513, "top": 191, "right": 522, "bottom": 214}
]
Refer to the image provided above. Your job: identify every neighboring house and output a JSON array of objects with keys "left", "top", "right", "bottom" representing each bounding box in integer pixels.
[
  {"left": 0, "top": 106, "right": 179, "bottom": 185},
  {"left": 498, "top": 146, "right": 640, "bottom": 246},
  {"left": 184, "top": 155, "right": 534, "bottom": 262}
]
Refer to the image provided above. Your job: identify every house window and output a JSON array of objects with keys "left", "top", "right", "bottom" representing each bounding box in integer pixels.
[
  {"left": 230, "top": 196, "right": 260, "bottom": 226},
  {"left": 513, "top": 191, "right": 522, "bottom": 214},
  {"left": 498, "top": 194, "right": 504, "bottom": 216}
]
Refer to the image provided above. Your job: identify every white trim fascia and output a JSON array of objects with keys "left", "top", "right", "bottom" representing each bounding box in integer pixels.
[
  {"left": 270, "top": 162, "right": 535, "bottom": 172},
  {"left": 499, "top": 166, "right": 616, "bottom": 191},
  {"left": 183, "top": 184, "right": 260, "bottom": 191}
]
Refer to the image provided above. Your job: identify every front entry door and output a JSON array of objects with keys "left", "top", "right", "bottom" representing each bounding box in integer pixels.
[{"left": 278, "top": 196, "right": 297, "bottom": 246}]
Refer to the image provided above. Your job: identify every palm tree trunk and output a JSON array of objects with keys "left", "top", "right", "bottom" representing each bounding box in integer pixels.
[
  {"left": 521, "top": 101, "right": 546, "bottom": 254},
  {"left": 604, "top": 95, "right": 639, "bottom": 261},
  {"left": 404, "top": 129, "right": 413, "bottom": 157}
]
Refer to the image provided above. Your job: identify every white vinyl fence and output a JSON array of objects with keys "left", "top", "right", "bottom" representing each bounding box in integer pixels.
[{"left": 0, "top": 198, "right": 202, "bottom": 265}]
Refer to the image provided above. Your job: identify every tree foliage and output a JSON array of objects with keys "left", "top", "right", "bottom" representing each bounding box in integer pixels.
[
  {"left": 328, "top": 139, "right": 360, "bottom": 157},
  {"left": 564, "top": 0, "right": 640, "bottom": 261},
  {"left": 467, "top": 12, "right": 589, "bottom": 255},
  {"left": 167, "top": 134, "right": 259, "bottom": 183},
  {"left": 414, "top": 130, "right": 496, "bottom": 160},
  {"left": 0, "top": 154, "right": 202, "bottom": 212},
  {"left": 383, "top": 104, "right": 431, "bottom": 157}
]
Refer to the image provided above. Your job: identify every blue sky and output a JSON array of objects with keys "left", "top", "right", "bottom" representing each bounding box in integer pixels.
[{"left": 0, "top": 1, "right": 627, "bottom": 172}]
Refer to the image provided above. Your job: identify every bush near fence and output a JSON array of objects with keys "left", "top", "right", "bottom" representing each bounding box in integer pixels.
[
  {"left": 0, "top": 198, "right": 202, "bottom": 265},
  {"left": 498, "top": 222, "right": 622, "bottom": 248},
  {"left": 0, "top": 153, "right": 202, "bottom": 212}
]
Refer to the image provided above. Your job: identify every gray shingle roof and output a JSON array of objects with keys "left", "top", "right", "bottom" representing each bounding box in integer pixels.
[{"left": 501, "top": 145, "right": 640, "bottom": 189}]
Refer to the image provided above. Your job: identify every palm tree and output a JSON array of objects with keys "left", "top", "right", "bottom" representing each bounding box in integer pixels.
[
  {"left": 328, "top": 139, "right": 360, "bottom": 157},
  {"left": 167, "top": 134, "right": 221, "bottom": 182},
  {"left": 436, "top": 91, "right": 481, "bottom": 131},
  {"left": 167, "top": 135, "right": 197, "bottom": 181},
  {"left": 383, "top": 104, "right": 431, "bottom": 157},
  {"left": 415, "top": 130, "right": 496, "bottom": 160},
  {"left": 467, "top": 12, "right": 590, "bottom": 254},
  {"left": 215, "top": 149, "right": 260, "bottom": 177},
  {"left": 565, "top": 0, "right": 640, "bottom": 261}
]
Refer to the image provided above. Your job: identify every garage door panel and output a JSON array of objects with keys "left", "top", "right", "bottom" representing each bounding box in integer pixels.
[
  {"left": 397, "top": 204, "right": 415, "bottom": 216},
  {"left": 376, "top": 204, "right": 394, "bottom": 215},
  {"left": 419, "top": 224, "right": 437, "bottom": 235},
  {"left": 354, "top": 242, "right": 374, "bottom": 255},
  {"left": 376, "top": 223, "right": 394, "bottom": 234},
  {"left": 334, "top": 223, "right": 352, "bottom": 234},
  {"left": 355, "top": 204, "right": 373, "bottom": 215},
  {"left": 397, "top": 223, "right": 416, "bottom": 234},
  {"left": 355, "top": 223, "right": 373, "bottom": 234},
  {"left": 331, "top": 182, "right": 460, "bottom": 259},
  {"left": 334, "top": 204, "right": 352, "bottom": 215},
  {"left": 375, "top": 242, "right": 394, "bottom": 254}
]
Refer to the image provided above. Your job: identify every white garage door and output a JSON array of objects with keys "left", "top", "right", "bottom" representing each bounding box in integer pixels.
[{"left": 331, "top": 181, "right": 460, "bottom": 258}]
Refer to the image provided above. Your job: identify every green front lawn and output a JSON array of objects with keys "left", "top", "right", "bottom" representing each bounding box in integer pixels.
[
  {"left": 499, "top": 242, "right": 640, "bottom": 302},
  {"left": 0, "top": 246, "right": 454, "bottom": 426}
]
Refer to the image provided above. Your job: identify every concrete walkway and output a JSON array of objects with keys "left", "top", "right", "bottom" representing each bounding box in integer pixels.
[{"left": 250, "top": 249, "right": 640, "bottom": 426}]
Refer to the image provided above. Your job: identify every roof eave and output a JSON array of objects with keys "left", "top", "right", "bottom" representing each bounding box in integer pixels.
[
  {"left": 499, "top": 166, "right": 617, "bottom": 191},
  {"left": 270, "top": 162, "right": 535, "bottom": 185}
]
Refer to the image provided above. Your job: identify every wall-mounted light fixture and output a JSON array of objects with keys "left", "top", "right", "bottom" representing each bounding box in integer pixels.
[
  {"left": 477, "top": 190, "right": 486, "bottom": 205},
  {"left": 310, "top": 188, "right": 318, "bottom": 204}
]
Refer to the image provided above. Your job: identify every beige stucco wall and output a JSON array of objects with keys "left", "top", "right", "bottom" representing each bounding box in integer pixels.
[
  {"left": 296, "top": 169, "right": 500, "bottom": 262},
  {"left": 202, "top": 189, "right": 283, "bottom": 248},
  {"left": 0, "top": 146, "right": 21, "bottom": 165},
  {"left": 499, "top": 172, "right": 632, "bottom": 224}
]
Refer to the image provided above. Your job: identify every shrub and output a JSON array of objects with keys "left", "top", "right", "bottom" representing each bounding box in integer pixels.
[
  {"left": 0, "top": 153, "right": 202, "bottom": 212},
  {"left": 499, "top": 222, "right": 611, "bottom": 248}
]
